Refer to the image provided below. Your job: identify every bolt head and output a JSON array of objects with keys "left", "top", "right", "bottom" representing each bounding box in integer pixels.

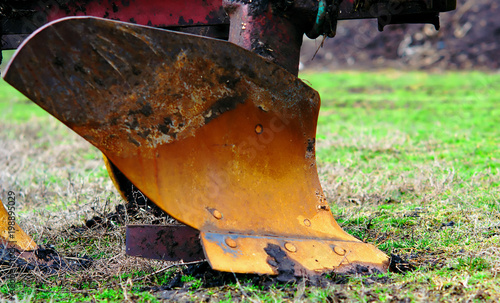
[
  {"left": 284, "top": 242, "right": 297, "bottom": 253},
  {"left": 333, "top": 246, "right": 346, "bottom": 256},
  {"left": 255, "top": 124, "right": 263, "bottom": 134},
  {"left": 225, "top": 238, "right": 237, "bottom": 248},
  {"left": 212, "top": 210, "right": 223, "bottom": 220}
]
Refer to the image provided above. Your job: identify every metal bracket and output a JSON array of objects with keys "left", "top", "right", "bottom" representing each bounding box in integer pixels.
[{"left": 126, "top": 225, "right": 204, "bottom": 262}]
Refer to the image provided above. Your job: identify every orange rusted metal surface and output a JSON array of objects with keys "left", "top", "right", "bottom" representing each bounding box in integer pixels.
[
  {"left": 103, "top": 155, "right": 130, "bottom": 203},
  {"left": 201, "top": 233, "right": 389, "bottom": 275},
  {"left": 4, "top": 17, "right": 389, "bottom": 275},
  {"left": 0, "top": 197, "right": 38, "bottom": 251}
]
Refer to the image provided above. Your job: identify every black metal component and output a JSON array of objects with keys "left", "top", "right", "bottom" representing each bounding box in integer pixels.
[{"left": 378, "top": 12, "right": 440, "bottom": 31}]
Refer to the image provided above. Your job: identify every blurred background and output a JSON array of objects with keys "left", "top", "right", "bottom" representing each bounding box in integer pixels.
[{"left": 301, "top": 0, "right": 499, "bottom": 71}]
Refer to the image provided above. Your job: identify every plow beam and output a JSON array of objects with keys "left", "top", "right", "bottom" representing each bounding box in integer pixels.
[{"left": 4, "top": 17, "right": 389, "bottom": 275}]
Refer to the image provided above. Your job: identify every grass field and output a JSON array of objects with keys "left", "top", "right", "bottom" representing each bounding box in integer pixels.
[{"left": 0, "top": 51, "right": 499, "bottom": 302}]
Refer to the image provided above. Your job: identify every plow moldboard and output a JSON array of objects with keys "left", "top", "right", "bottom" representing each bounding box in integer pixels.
[{"left": 4, "top": 17, "right": 389, "bottom": 275}]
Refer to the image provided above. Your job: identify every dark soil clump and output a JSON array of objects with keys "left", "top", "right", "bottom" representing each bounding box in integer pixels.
[
  {"left": 389, "top": 254, "right": 416, "bottom": 273},
  {"left": 0, "top": 245, "right": 92, "bottom": 274},
  {"left": 144, "top": 260, "right": 401, "bottom": 301}
]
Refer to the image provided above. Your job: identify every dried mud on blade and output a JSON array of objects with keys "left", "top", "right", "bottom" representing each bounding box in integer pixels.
[{"left": 3, "top": 17, "right": 389, "bottom": 276}]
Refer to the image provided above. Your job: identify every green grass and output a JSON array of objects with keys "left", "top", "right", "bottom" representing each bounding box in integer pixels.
[
  {"left": 307, "top": 71, "right": 499, "bottom": 173},
  {"left": 0, "top": 283, "right": 159, "bottom": 302},
  {"left": 0, "top": 51, "right": 49, "bottom": 122},
  {"left": 302, "top": 71, "right": 499, "bottom": 256},
  {"left": 1, "top": 69, "right": 499, "bottom": 302}
]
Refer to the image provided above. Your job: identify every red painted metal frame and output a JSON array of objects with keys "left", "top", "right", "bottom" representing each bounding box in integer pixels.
[
  {"left": 1, "top": 0, "right": 228, "bottom": 50},
  {"left": 43, "top": 0, "right": 228, "bottom": 27},
  {"left": 224, "top": 0, "right": 304, "bottom": 75},
  {"left": 1, "top": 0, "right": 456, "bottom": 35},
  {"left": 1, "top": 0, "right": 227, "bottom": 33},
  {"left": 1, "top": 0, "right": 456, "bottom": 50}
]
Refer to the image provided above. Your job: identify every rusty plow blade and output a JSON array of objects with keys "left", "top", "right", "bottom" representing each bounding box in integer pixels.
[{"left": 3, "top": 17, "right": 389, "bottom": 276}]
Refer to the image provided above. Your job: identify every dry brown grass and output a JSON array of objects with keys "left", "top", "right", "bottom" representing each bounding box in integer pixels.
[{"left": 0, "top": 119, "right": 174, "bottom": 297}]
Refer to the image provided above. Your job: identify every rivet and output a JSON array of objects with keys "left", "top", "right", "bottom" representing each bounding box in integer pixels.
[
  {"left": 225, "top": 238, "right": 237, "bottom": 248},
  {"left": 255, "top": 124, "right": 263, "bottom": 134},
  {"left": 212, "top": 210, "right": 222, "bottom": 220},
  {"left": 284, "top": 242, "right": 297, "bottom": 253},
  {"left": 303, "top": 219, "right": 311, "bottom": 227},
  {"left": 333, "top": 246, "right": 346, "bottom": 256}
]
